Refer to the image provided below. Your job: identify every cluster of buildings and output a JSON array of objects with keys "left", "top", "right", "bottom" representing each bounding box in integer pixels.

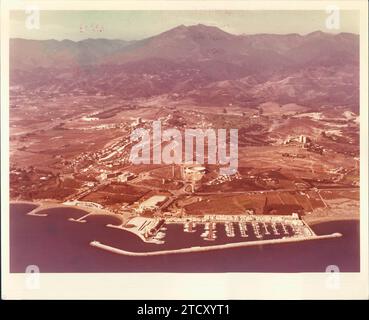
[
  {"left": 63, "top": 200, "right": 103, "bottom": 209},
  {"left": 181, "top": 165, "right": 207, "bottom": 182},
  {"left": 283, "top": 134, "right": 324, "bottom": 155},
  {"left": 282, "top": 153, "right": 306, "bottom": 159},
  {"left": 81, "top": 123, "right": 121, "bottom": 131},
  {"left": 131, "top": 117, "right": 143, "bottom": 127},
  {"left": 98, "top": 170, "right": 136, "bottom": 183},
  {"left": 205, "top": 171, "right": 241, "bottom": 186},
  {"left": 283, "top": 135, "right": 311, "bottom": 146}
]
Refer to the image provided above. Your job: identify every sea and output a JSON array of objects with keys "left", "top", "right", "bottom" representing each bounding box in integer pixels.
[{"left": 9, "top": 203, "right": 360, "bottom": 273}]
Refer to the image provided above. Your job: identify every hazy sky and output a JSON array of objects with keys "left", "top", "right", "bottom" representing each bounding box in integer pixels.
[{"left": 10, "top": 10, "right": 360, "bottom": 41}]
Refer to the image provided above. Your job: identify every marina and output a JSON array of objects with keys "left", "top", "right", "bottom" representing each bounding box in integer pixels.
[
  {"left": 14, "top": 202, "right": 330, "bottom": 248},
  {"left": 201, "top": 222, "right": 217, "bottom": 241},
  {"left": 225, "top": 222, "right": 235, "bottom": 238},
  {"left": 271, "top": 223, "right": 280, "bottom": 236},
  {"left": 180, "top": 219, "right": 307, "bottom": 244},
  {"left": 10, "top": 203, "right": 359, "bottom": 272},
  {"left": 184, "top": 221, "right": 196, "bottom": 233},
  {"left": 60, "top": 209, "right": 329, "bottom": 247},
  {"left": 262, "top": 222, "right": 270, "bottom": 235},
  {"left": 282, "top": 223, "right": 289, "bottom": 235},
  {"left": 141, "top": 213, "right": 323, "bottom": 246},
  {"left": 238, "top": 222, "right": 248, "bottom": 238}
]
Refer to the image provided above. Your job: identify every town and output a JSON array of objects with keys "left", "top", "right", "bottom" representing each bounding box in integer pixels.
[{"left": 9, "top": 95, "right": 359, "bottom": 253}]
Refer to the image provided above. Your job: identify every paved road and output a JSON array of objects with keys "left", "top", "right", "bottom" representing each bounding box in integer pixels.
[{"left": 195, "top": 187, "right": 359, "bottom": 196}]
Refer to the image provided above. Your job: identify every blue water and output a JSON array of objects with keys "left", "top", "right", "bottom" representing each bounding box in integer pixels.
[{"left": 10, "top": 203, "right": 360, "bottom": 273}]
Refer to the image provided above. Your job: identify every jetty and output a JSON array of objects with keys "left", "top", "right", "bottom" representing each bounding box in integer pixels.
[{"left": 90, "top": 232, "right": 342, "bottom": 257}]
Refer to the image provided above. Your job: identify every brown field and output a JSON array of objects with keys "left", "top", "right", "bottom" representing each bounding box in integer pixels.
[
  {"left": 133, "top": 178, "right": 183, "bottom": 190},
  {"left": 184, "top": 196, "right": 246, "bottom": 215},
  {"left": 320, "top": 189, "right": 360, "bottom": 201},
  {"left": 81, "top": 191, "right": 143, "bottom": 206}
]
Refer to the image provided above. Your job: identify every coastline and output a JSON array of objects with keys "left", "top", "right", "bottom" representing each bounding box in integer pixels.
[
  {"left": 10, "top": 200, "right": 360, "bottom": 227},
  {"left": 303, "top": 215, "right": 360, "bottom": 226},
  {"left": 9, "top": 201, "right": 359, "bottom": 267}
]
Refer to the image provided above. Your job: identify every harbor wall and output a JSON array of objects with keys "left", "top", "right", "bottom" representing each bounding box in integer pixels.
[{"left": 90, "top": 232, "right": 342, "bottom": 257}]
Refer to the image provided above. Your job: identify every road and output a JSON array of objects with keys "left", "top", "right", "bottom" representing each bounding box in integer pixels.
[{"left": 195, "top": 187, "right": 359, "bottom": 196}]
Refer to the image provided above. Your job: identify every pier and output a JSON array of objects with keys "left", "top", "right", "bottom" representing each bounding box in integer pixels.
[
  {"left": 68, "top": 212, "right": 93, "bottom": 223},
  {"left": 90, "top": 232, "right": 343, "bottom": 257},
  {"left": 21, "top": 201, "right": 125, "bottom": 224},
  {"left": 238, "top": 222, "right": 248, "bottom": 238}
]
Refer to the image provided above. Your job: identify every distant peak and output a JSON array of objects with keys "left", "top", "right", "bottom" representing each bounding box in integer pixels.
[
  {"left": 187, "top": 23, "right": 230, "bottom": 34},
  {"left": 306, "top": 30, "right": 329, "bottom": 38},
  {"left": 171, "top": 24, "right": 186, "bottom": 31},
  {"left": 189, "top": 23, "right": 213, "bottom": 29},
  {"left": 161, "top": 23, "right": 232, "bottom": 39}
]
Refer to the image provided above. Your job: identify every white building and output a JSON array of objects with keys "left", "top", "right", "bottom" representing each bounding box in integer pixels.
[{"left": 138, "top": 195, "right": 167, "bottom": 213}]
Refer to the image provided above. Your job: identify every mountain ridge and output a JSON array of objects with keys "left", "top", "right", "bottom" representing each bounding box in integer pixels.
[
  {"left": 10, "top": 24, "right": 359, "bottom": 111},
  {"left": 10, "top": 24, "right": 359, "bottom": 69}
]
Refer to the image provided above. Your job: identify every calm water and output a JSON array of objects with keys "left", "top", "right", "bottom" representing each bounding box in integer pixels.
[{"left": 10, "top": 203, "right": 360, "bottom": 273}]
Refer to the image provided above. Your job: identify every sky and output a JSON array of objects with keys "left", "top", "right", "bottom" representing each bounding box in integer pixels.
[{"left": 10, "top": 10, "right": 360, "bottom": 41}]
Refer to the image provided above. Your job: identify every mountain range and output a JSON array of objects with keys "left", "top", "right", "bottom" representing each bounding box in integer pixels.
[{"left": 10, "top": 24, "right": 359, "bottom": 110}]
